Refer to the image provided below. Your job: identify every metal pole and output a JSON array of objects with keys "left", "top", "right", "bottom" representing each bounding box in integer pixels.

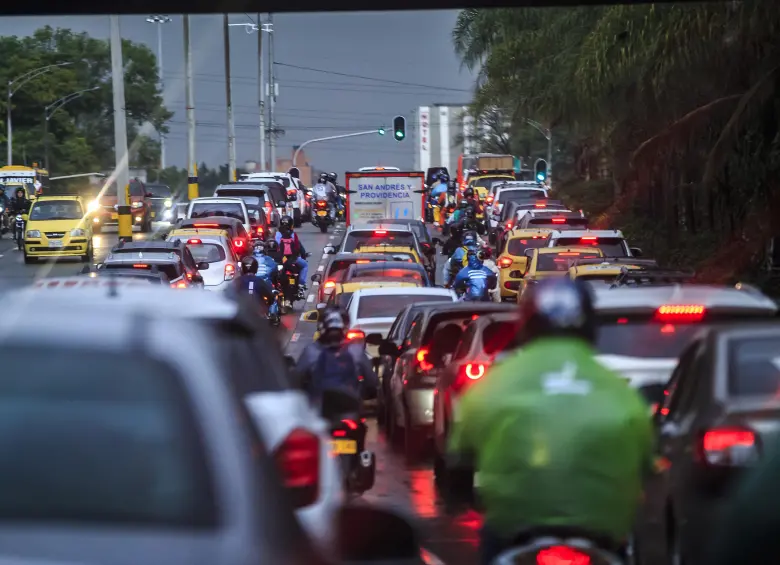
[
  {"left": 184, "top": 15, "right": 198, "bottom": 200},
  {"left": 258, "top": 13, "right": 266, "bottom": 170},
  {"left": 223, "top": 14, "right": 236, "bottom": 181},
  {"left": 268, "top": 13, "right": 276, "bottom": 171},
  {"left": 110, "top": 15, "right": 132, "bottom": 243},
  {"left": 546, "top": 132, "right": 553, "bottom": 189},
  {"left": 157, "top": 23, "right": 166, "bottom": 169},
  {"left": 6, "top": 86, "right": 12, "bottom": 165},
  {"left": 292, "top": 130, "right": 383, "bottom": 167},
  {"left": 43, "top": 111, "right": 49, "bottom": 172}
]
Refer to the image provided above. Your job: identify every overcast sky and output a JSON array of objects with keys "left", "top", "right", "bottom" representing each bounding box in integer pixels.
[{"left": 0, "top": 12, "right": 476, "bottom": 174}]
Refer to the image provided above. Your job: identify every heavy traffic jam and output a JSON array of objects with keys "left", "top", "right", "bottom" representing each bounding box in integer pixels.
[{"left": 0, "top": 156, "right": 778, "bottom": 565}]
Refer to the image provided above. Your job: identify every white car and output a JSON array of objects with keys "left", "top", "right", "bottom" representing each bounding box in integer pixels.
[
  {"left": 486, "top": 183, "right": 549, "bottom": 228},
  {"left": 166, "top": 231, "right": 240, "bottom": 291},
  {"left": 243, "top": 172, "right": 305, "bottom": 226},
  {"left": 187, "top": 197, "right": 251, "bottom": 236},
  {"left": 214, "top": 182, "right": 284, "bottom": 228},
  {"left": 546, "top": 228, "right": 640, "bottom": 258},
  {"left": 7, "top": 284, "right": 344, "bottom": 558}
]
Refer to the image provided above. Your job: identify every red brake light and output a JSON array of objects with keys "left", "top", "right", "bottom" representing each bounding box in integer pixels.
[
  {"left": 274, "top": 428, "right": 319, "bottom": 508},
  {"left": 536, "top": 546, "right": 591, "bottom": 565},
  {"left": 233, "top": 238, "right": 245, "bottom": 248},
  {"left": 374, "top": 230, "right": 387, "bottom": 235},
  {"left": 356, "top": 260, "right": 371, "bottom": 264},
  {"left": 558, "top": 252, "right": 582, "bottom": 256},
  {"left": 486, "top": 196, "right": 494, "bottom": 204},
  {"left": 342, "top": 419, "right": 358, "bottom": 430},
  {"left": 655, "top": 304, "right": 705, "bottom": 322},
  {"left": 551, "top": 217, "right": 566, "bottom": 224},
  {"left": 172, "top": 281, "right": 187, "bottom": 289},
  {"left": 346, "top": 330, "right": 365, "bottom": 341},
  {"left": 498, "top": 256, "right": 513, "bottom": 268},
  {"left": 324, "top": 280, "right": 336, "bottom": 289},
  {"left": 416, "top": 347, "right": 434, "bottom": 372},
  {"left": 256, "top": 226, "right": 264, "bottom": 235},
  {"left": 701, "top": 427, "right": 757, "bottom": 465},
  {"left": 465, "top": 363, "right": 485, "bottom": 380},
  {"left": 187, "top": 238, "right": 202, "bottom": 244},
  {"left": 132, "top": 264, "right": 148, "bottom": 268},
  {"left": 264, "top": 201, "right": 273, "bottom": 210},
  {"left": 193, "top": 223, "right": 219, "bottom": 228},
  {"left": 535, "top": 201, "right": 546, "bottom": 208},
  {"left": 506, "top": 222, "right": 513, "bottom": 229},
  {"left": 580, "top": 236, "right": 598, "bottom": 242}
]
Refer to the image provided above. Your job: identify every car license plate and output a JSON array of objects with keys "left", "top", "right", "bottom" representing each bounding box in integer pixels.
[
  {"left": 330, "top": 439, "right": 357, "bottom": 455},
  {"left": 49, "top": 240, "right": 63, "bottom": 248},
  {"left": 288, "top": 277, "right": 296, "bottom": 285},
  {"left": 111, "top": 213, "right": 117, "bottom": 220},
  {"left": 151, "top": 211, "right": 156, "bottom": 218},
  {"left": 317, "top": 210, "right": 327, "bottom": 216}
]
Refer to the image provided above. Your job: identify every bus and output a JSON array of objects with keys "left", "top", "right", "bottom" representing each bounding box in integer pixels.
[{"left": 0, "top": 164, "right": 49, "bottom": 196}]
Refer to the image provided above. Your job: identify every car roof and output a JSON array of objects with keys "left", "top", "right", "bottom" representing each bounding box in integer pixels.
[
  {"left": 348, "top": 224, "right": 412, "bottom": 233},
  {"left": 708, "top": 321, "right": 780, "bottom": 341},
  {"left": 550, "top": 229, "right": 625, "bottom": 238},
  {"left": 509, "top": 228, "right": 554, "bottom": 238},
  {"left": 180, "top": 216, "right": 243, "bottom": 227},
  {"left": 409, "top": 301, "right": 513, "bottom": 316},
  {"left": 592, "top": 284, "right": 778, "bottom": 314},
  {"left": 33, "top": 276, "right": 161, "bottom": 288},
  {"left": 170, "top": 228, "right": 229, "bottom": 237},
  {"left": 537, "top": 246, "right": 602, "bottom": 255},
  {"left": 351, "top": 287, "right": 454, "bottom": 298},
  {"left": 331, "top": 252, "right": 399, "bottom": 260},
  {"left": 348, "top": 261, "right": 426, "bottom": 272},
  {"left": 191, "top": 197, "right": 245, "bottom": 203},
  {"left": 366, "top": 218, "right": 424, "bottom": 226},
  {"left": 111, "top": 239, "right": 183, "bottom": 251},
  {"left": 33, "top": 195, "right": 82, "bottom": 202}
]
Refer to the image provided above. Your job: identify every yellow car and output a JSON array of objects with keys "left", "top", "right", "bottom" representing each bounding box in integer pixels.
[
  {"left": 467, "top": 173, "right": 515, "bottom": 201},
  {"left": 515, "top": 246, "right": 604, "bottom": 302},
  {"left": 23, "top": 195, "right": 93, "bottom": 264},
  {"left": 495, "top": 228, "right": 554, "bottom": 301},
  {"left": 354, "top": 244, "right": 421, "bottom": 264},
  {"left": 566, "top": 258, "right": 656, "bottom": 287}
]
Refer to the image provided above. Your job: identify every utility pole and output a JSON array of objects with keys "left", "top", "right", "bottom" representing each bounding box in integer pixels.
[
  {"left": 257, "top": 13, "right": 266, "bottom": 170},
  {"left": 223, "top": 14, "right": 237, "bottom": 181},
  {"left": 184, "top": 15, "right": 198, "bottom": 200},
  {"left": 268, "top": 13, "right": 276, "bottom": 170},
  {"left": 146, "top": 15, "right": 171, "bottom": 169},
  {"left": 109, "top": 15, "right": 132, "bottom": 243}
]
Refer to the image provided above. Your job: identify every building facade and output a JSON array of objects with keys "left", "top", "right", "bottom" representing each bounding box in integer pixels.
[{"left": 413, "top": 104, "right": 478, "bottom": 174}]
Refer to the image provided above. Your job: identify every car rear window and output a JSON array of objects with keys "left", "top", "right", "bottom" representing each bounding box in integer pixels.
[
  {"left": 357, "top": 294, "right": 452, "bottom": 319},
  {"left": 537, "top": 252, "right": 601, "bottom": 272},
  {"left": 350, "top": 268, "right": 425, "bottom": 284},
  {"left": 472, "top": 176, "right": 513, "bottom": 190},
  {"left": 507, "top": 237, "right": 548, "bottom": 256},
  {"left": 181, "top": 222, "right": 236, "bottom": 237},
  {"left": 498, "top": 189, "right": 546, "bottom": 204},
  {"left": 343, "top": 232, "right": 416, "bottom": 252},
  {"left": 104, "top": 262, "right": 183, "bottom": 281},
  {"left": 422, "top": 310, "right": 502, "bottom": 344},
  {"left": 0, "top": 347, "right": 218, "bottom": 527},
  {"left": 328, "top": 258, "right": 380, "bottom": 281},
  {"left": 528, "top": 217, "right": 589, "bottom": 230},
  {"left": 190, "top": 202, "right": 245, "bottom": 222},
  {"left": 483, "top": 321, "right": 518, "bottom": 355},
  {"left": 728, "top": 338, "right": 780, "bottom": 397},
  {"left": 556, "top": 237, "right": 627, "bottom": 257},
  {"left": 186, "top": 243, "right": 226, "bottom": 263}
]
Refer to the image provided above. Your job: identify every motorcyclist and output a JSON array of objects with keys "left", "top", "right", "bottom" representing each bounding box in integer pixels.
[
  {"left": 429, "top": 172, "right": 449, "bottom": 225},
  {"left": 235, "top": 255, "right": 279, "bottom": 318},
  {"left": 252, "top": 240, "right": 281, "bottom": 288},
  {"left": 446, "top": 230, "right": 479, "bottom": 286},
  {"left": 479, "top": 247, "right": 501, "bottom": 302},
  {"left": 9, "top": 187, "right": 31, "bottom": 215},
  {"left": 326, "top": 172, "right": 345, "bottom": 218},
  {"left": 274, "top": 215, "right": 309, "bottom": 296},
  {"left": 452, "top": 249, "right": 497, "bottom": 301},
  {"left": 293, "top": 306, "right": 378, "bottom": 407},
  {"left": 446, "top": 277, "right": 654, "bottom": 564},
  {"left": 313, "top": 176, "right": 338, "bottom": 221},
  {"left": 0, "top": 185, "right": 9, "bottom": 231}
]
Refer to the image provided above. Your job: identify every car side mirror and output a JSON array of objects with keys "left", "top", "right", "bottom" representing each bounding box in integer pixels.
[
  {"left": 311, "top": 273, "right": 322, "bottom": 283},
  {"left": 630, "top": 247, "right": 643, "bottom": 257},
  {"left": 196, "top": 262, "right": 210, "bottom": 270},
  {"left": 378, "top": 341, "right": 400, "bottom": 357},
  {"left": 524, "top": 249, "right": 535, "bottom": 258},
  {"left": 302, "top": 310, "right": 319, "bottom": 322},
  {"left": 365, "top": 333, "right": 384, "bottom": 346},
  {"left": 323, "top": 245, "right": 336, "bottom": 254}
]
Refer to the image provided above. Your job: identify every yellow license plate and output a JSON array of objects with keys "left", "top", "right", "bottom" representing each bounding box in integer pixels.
[
  {"left": 151, "top": 211, "right": 156, "bottom": 218},
  {"left": 111, "top": 213, "right": 117, "bottom": 220},
  {"left": 330, "top": 439, "right": 357, "bottom": 455},
  {"left": 288, "top": 277, "right": 296, "bottom": 284},
  {"left": 317, "top": 210, "right": 327, "bottom": 216}
]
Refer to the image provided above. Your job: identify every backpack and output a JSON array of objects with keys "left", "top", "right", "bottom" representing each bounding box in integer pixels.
[
  {"left": 280, "top": 235, "right": 298, "bottom": 257},
  {"left": 313, "top": 345, "right": 359, "bottom": 398}
]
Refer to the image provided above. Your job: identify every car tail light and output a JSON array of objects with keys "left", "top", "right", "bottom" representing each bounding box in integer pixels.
[
  {"left": 551, "top": 217, "right": 566, "bottom": 224},
  {"left": 224, "top": 263, "right": 236, "bottom": 281},
  {"left": 498, "top": 256, "right": 513, "bottom": 268},
  {"left": 256, "top": 226, "right": 264, "bottom": 235},
  {"left": 374, "top": 230, "right": 387, "bottom": 235},
  {"left": 655, "top": 304, "right": 705, "bottom": 322},
  {"left": 324, "top": 280, "right": 336, "bottom": 289},
  {"left": 535, "top": 201, "right": 547, "bottom": 208},
  {"left": 356, "top": 260, "right": 370, "bottom": 264},
  {"left": 275, "top": 428, "right": 319, "bottom": 508},
  {"left": 193, "top": 223, "right": 219, "bottom": 228},
  {"left": 486, "top": 196, "right": 494, "bottom": 204},
  {"left": 536, "top": 546, "right": 591, "bottom": 565},
  {"left": 305, "top": 193, "right": 312, "bottom": 200},
  {"left": 558, "top": 252, "right": 582, "bottom": 256},
  {"left": 700, "top": 427, "right": 757, "bottom": 465},
  {"left": 506, "top": 222, "right": 513, "bottom": 229},
  {"left": 342, "top": 419, "right": 358, "bottom": 430},
  {"left": 172, "top": 281, "right": 187, "bottom": 289},
  {"left": 416, "top": 347, "right": 433, "bottom": 372},
  {"left": 346, "top": 329, "right": 365, "bottom": 341},
  {"left": 264, "top": 201, "right": 273, "bottom": 212},
  {"left": 233, "top": 238, "right": 245, "bottom": 249},
  {"left": 133, "top": 264, "right": 148, "bottom": 268},
  {"left": 580, "top": 236, "right": 598, "bottom": 242},
  {"left": 465, "top": 363, "right": 485, "bottom": 380},
  {"left": 188, "top": 238, "right": 202, "bottom": 244}
]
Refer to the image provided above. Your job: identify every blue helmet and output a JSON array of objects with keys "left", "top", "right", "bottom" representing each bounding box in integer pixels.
[
  {"left": 463, "top": 231, "right": 477, "bottom": 248},
  {"left": 438, "top": 172, "right": 449, "bottom": 183}
]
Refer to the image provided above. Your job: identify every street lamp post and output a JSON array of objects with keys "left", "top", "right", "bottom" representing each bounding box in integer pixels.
[
  {"left": 292, "top": 129, "right": 386, "bottom": 167},
  {"left": 7, "top": 62, "right": 73, "bottom": 166},
  {"left": 522, "top": 117, "right": 552, "bottom": 188},
  {"left": 43, "top": 86, "right": 100, "bottom": 172},
  {"left": 146, "top": 15, "right": 171, "bottom": 170}
]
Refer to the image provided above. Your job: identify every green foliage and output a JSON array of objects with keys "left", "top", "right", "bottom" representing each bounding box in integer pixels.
[{"left": 0, "top": 26, "right": 171, "bottom": 175}]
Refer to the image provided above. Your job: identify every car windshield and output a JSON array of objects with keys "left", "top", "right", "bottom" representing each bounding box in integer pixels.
[
  {"left": 190, "top": 202, "right": 244, "bottom": 221},
  {"left": 343, "top": 232, "right": 416, "bottom": 252},
  {"left": 555, "top": 237, "right": 628, "bottom": 257},
  {"left": 728, "top": 337, "right": 780, "bottom": 397},
  {"left": 146, "top": 185, "right": 172, "bottom": 197},
  {"left": 185, "top": 243, "right": 226, "bottom": 263},
  {"left": 0, "top": 346, "right": 217, "bottom": 527},
  {"left": 507, "top": 237, "right": 548, "bottom": 256},
  {"left": 357, "top": 294, "right": 451, "bottom": 319},
  {"left": 350, "top": 268, "right": 424, "bottom": 284},
  {"left": 498, "top": 189, "right": 546, "bottom": 204},
  {"left": 104, "top": 262, "right": 182, "bottom": 281},
  {"left": 472, "top": 176, "right": 513, "bottom": 190},
  {"left": 29, "top": 201, "right": 82, "bottom": 221},
  {"left": 537, "top": 252, "right": 601, "bottom": 272}
]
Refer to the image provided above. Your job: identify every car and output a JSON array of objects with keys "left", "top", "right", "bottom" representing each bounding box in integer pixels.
[
  {"left": 343, "top": 261, "right": 431, "bottom": 287},
  {"left": 214, "top": 181, "right": 284, "bottom": 227},
  {"left": 546, "top": 228, "right": 641, "bottom": 257},
  {"left": 365, "top": 218, "right": 439, "bottom": 263},
  {"left": 175, "top": 216, "right": 252, "bottom": 258},
  {"left": 23, "top": 195, "right": 93, "bottom": 264},
  {"left": 326, "top": 224, "right": 423, "bottom": 258},
  {"left": 10, "top": 284, "right": 345, "bottom": 559},
  {"left": 370, "top": 301, "right": 512, "bottom": 461},
  {"left": 243, "top": 172, "right": 305, "bottom": 225},
  {"left": 432, "top": 311, "right": 520, "bottom": 483},
  {"left": 590, "top": 282, "right": 779, "bottom": 404},
  {"left": 166, "top": 230, "right": 240, "bottom": 291},
  {"left": 492, "top": 199, "right": 569, "bottom": 252},
  {"left": 466, "top": 171, "right": 515, "bottom": 201},
  {"left": 88, "top": 178, "right": 153, "bottom": 233},
  {"left": 0, "top": 292, "right": 329, "bottom": 565},
  {"left": 78, "top": 266, "right": 171, "bottom": 284},
  {"left": 100, "top": 239, "right": 206, "bottom": 289},
  {"left": 635, "top": 321, "right": 780, "bottom": 565},
  {"left": 187, "top": 196, "right": 251, "bottom": 236},
  {"left": 485, "top": 182, "right": 550, "bottom": 228},
  {"left": 246, "top": 202, "right": 275, "bottom": 241},
  {"left": 516, "top": 209, "right": 589, "bottom": 231},
  {"left": 515, "top": 246, "right": 605, "bottom": 301},
  {"left": 144, "top": 182, "right": 180, "bottom": 224},
  {"left": 313, "top": 252, "right": 407, "bottom": 303},
  {"left": 495, "top": 228, "right": 556, "bottom": 300}
]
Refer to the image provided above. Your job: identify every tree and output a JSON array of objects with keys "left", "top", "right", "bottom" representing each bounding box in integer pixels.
[{"left": 0, "top": 26, "right": 172, "bottom": 175}]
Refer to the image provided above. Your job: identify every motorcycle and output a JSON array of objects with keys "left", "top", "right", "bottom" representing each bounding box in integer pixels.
[
  {"left": 0, "top": 206, "right": 6, "bottom": 239},
  {"left": 14, "top": 214, "right": 26, "bottom": 250},
  {"left": 322, "top": 389, "right": 376, "bottom": 497},
  {"left": 312, "top": 199, "right": 333, "bottom": 233},
  {"left": 491, "top": 530, "right": 626, "bottom": 565},
  {"left": 278, "top": 253, "right": 310, "bottom": 312},
  {"left": 264, "top": 288, "right": 282, "bottom": 327}
]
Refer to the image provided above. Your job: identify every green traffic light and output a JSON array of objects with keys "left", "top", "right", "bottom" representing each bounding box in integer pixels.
[
  {"left": 395, "top": 131, "right": 404, "bottom": 139},
  {"left": 378, "top": 128, "right": 385, "bottom": 135}
]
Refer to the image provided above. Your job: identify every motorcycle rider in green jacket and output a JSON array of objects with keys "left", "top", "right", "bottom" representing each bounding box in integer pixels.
[{"left": 446, "top": 277, "right": 655, "bottom": 564}]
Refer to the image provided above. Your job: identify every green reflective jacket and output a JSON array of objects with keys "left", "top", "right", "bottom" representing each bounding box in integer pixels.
[{"left": 447, "top": 337, "right": 654, "bottom": 540}]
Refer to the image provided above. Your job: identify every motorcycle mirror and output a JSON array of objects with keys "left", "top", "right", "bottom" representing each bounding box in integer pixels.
[{"left": 302, "top": 310, "right": 319, "bottom": 322}]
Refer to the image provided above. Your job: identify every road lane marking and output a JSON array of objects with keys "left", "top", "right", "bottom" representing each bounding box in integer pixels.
[
  {"left": 312, "top": 281, "right": 319, "bottom": 286},
  {"left": 290, "top": 333, "right": 300, "bottom": 342},
  {"left": 329, "top": 235, "right": 335, "bottom": 239},
  {"left": 306, "top": 294, "right": 314, "bottom": 302},
  {"left": 317, "top": 264, "right": 324, "bottom": 271}
]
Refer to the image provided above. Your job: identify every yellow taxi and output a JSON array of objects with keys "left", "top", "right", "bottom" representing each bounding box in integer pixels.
[
  {"left": 354, "top": 244, "right": 421, "bottom": 265},
  {"left": 495, "top": 228, "right": 554, "bottom": 301},
  {"left": 515, "top": 246, "right": 604, "bottom": 302},
  {"left": 566, "top": 257, "right": 656, "bottom": 287},
  {"left": 467, "top": 173, "right": 515, "bottom": 201},
  {"left": 23, "top": 196, "right": 93, "bottom": 264}
]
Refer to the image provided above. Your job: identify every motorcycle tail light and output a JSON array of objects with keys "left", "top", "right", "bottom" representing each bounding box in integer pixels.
[
  {"left": 274, "top": 428, "right": 320, "bottom": 508},
  {"left": 536, "top": 546, "right": 591, "bottom": 565},
  {"left": 346, "top": 330, "right": 365, "bottom": 341}
]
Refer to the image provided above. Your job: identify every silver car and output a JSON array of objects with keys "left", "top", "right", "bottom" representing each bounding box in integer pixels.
[{"left": 167, "top": 232, "right": 239, "bottom": 291}]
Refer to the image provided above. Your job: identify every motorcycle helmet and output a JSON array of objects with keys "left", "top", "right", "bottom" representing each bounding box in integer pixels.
[
  {"left": 464, "top": 208, "right": 476, "bottom": 221},
  {"left": 241, "top": 255, "right": 259, "bottom": 275},
  {"left": 462, "top": 231, "right": 477, "bottom": 247},
  {"left": 327, "top": 172, "right": 338, "bottom": 184},
  {"left": 265, "top": 240, "right": 278, "bottom": 253},
  {"left": 280, "top": 215, "right": 294, "bottom": 230},
  {"left": 317, "top": 306, "right": 347, "bottom": 343},
  {"left": 515, "top": 278, "right": 595, "bottom": 347},
  {"left": 438, "top": 172, "right": 449, "bottom": 183},
  {"left": 459, "top": 200, "right": 470, "bottom": 209},
  {"left": 15, "top": 188, "right": 25, "bottom": 199},
  {"left": 253, "top": 241, "right": 266, "bottom": 255},
  {"left": 467, "top": 248, "right": 482, "bottom": 268},
  {"left": 318, "top": 173, "right": 329, "bottom": 184},
  {"left": 464, "top": 187, "right": 475, "bottom": 199}
]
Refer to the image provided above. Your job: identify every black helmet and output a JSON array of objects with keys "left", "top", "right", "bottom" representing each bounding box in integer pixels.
[
  {"left": 280, "top": 215, "right": 294, "bottom": 230},
  {"left": 265, "top": 240, "right": 278, "bottom": 253},
  {"left": 317, "top": 306, "right": 347, "bottom": 342},
  {"left": 464, "top": 187, "right": 475, "bottom": 198},
  {"left": 253, "top": 240, "right": 266, "bottom": 255},
  {"left": 459, "top": 200, "right": 470, "bottom": 209},
  {"left": 438, "top": 172, "right": 449, "bottom": 182},
  {"left": 15, "top": 187, "right": 24, "bottom": 197},
  {"left": 327, "top": 172, "right": 337, "bottom": 183},
  {"left": 515, "top": 278, "right": 595, "bottom": 347},
  {"left": 241, "top": 255, "right": 259, "bottom": 275},
  {"left": 318, "top": 173, "right": 328, "bottom": 183}
]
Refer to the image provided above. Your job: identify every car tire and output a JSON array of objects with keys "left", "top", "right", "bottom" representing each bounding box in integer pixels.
[
  {"left": 23, "top": 253, "right": 35, "bottom": 265},
  {"left": 293, "top": 209, "right": 302, "bottom": 227}
]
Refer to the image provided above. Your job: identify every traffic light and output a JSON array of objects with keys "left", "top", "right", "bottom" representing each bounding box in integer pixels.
[
  {"left": 534, "top": 159, "right": 548, "bottom": 182},
  {"left": 393, "top": 116, "right": 406, "bottom": 141},
  {"left": 378, "top": 127, "right": 385, "bottom": 136}
]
